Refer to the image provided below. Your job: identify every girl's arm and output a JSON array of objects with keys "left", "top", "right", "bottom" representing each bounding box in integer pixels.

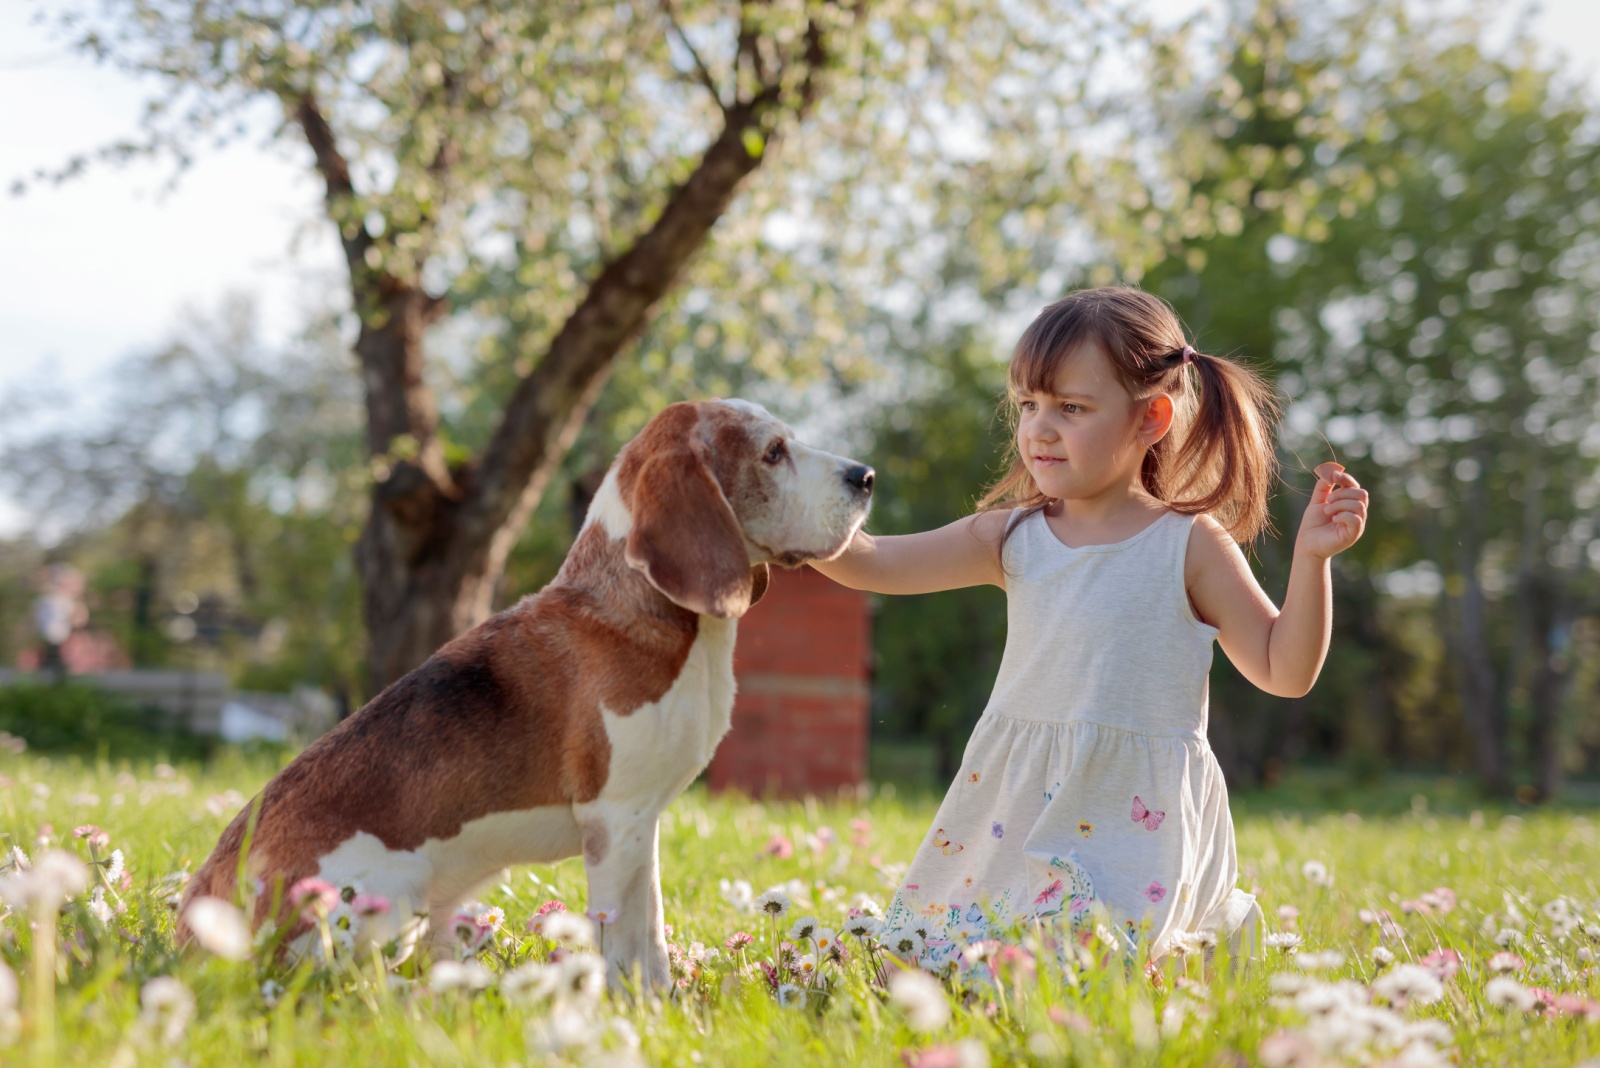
[
  {"left": 809, "top": 510, "right": 1011, "bottom": 595},
  {"left": 1186, "top": 463, "right": 1369, "bottom": 698}
]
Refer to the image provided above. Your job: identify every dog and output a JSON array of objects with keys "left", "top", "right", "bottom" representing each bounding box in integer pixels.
[{"left": 178, "top": 399, "right": 874, "bottom": 987}]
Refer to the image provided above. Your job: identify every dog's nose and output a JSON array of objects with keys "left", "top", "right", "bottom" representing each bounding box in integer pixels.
[{"left": 845, "top": 464, "right": 874, "bottom": 494}]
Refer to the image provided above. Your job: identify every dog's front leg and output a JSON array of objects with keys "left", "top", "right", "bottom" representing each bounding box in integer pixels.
[{"left": 574, "top": 802, "right": 669, "bottom": 992}]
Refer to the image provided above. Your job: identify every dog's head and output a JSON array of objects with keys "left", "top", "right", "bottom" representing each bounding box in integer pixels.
[{"left": 593, "top": 399, "right": 873, "bottom": 619}]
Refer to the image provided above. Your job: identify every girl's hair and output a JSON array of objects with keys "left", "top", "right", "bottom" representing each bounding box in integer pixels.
[{"left": 977, "top": 286, "right": 1282, "bottom": 546}]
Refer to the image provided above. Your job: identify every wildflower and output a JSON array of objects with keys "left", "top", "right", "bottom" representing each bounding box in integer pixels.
[
  {"left": 725, "top": 931, "right": 754, "bottom": 953},
  {"left": 556, "top": 953, "right": 607, "bottom": 1004},
  {"left": 1278, "top": 904, "right": 1300, "bottom": 927},
  {"left": 848, "top": 892, "right": 883, "bottom": 917},
  {"left": 1301, "top": 860, "right": 1331, "bottom": 886},
  {"left": 1264, "top": 932, "right": 1302, "bottom": 951},
  {"left": 4, "top": 846, "right": 28, "bottom": 871},
  {"left": 1494, "top": 928, "right": 1523, "bottom": 947},
  {"left": 1419, "top": 948, "right": 1462, "bottom": 981},
  {"left": 765, "top": 835, "right": 794, "bottom": 860},
  {"left": 754, "top": 888, "right": 792, "bottom": 918},
  {"left": 1371, "top": 946, "right": 1395, "bottom": 967},
  {"left": 1551, "top": 993, "right": 1600, "bottom": 1020},
  {"left": 540, "top": 911, "right": 596, "bottom": 950},
  {"left": 776, "top": 983, "right": 807, "bottom": 1008},
  {"left": 501, "top": 961, "right": 559, "bottom": 1005},
  {"left": 720, "top": 878, "right": 754, "bottom": 912},
  {"left": 1488, "top": 951, "right": 1524, "bottom": 973},
  {"left": 527, "top": 899, "right": 568, "bottom": 936},
  {"left": 351, "top": 893, "right": 391, "bottom": 918},
  {"left": 586, "top": 908, "right": 617, "bottom": 926},
  {"left": 428, "top": 959, "right": 494, "bottom": 993},
  {"left": 139, "top": 977, "right": 195, "bottom": 1043},
  {"left": 814, "top": 927, "right": 839, "bottom": 954},
  {"left": 788, "top": 915, "right": 819, "bottom": 942},
  {"left": 450, "top": 911, "right": 493, "bottom": 954},
  {"left": 474, "top": 904, "right": 505, "bottom": 930},
  {"left": 0, "top": 848, "right": 89, "bottom": 910},
  {"left": 850, "top": 818, "right": 872, "bottom": 848},
  {"left": 104, "top": 849, "right": 125, "bottom": 884},
  {"left": 183, "top": 896, "right": 252, "bottom": 960},
  {"left": 86, "top": 886, "right": 114, "bottom": 925},
  {"left": 794, "top": 953, "right": 820, "bottom": 982},
  {"left": 1372, "top": 964, "right": 1444, "bottom": 1008},
  {"left": 1295, "top": 950, "right": 1346, "bottom": 972},
  {"left": 74, "top": 824, "right": 110, "bottom": 850},
  {"left": 288, "top": 878, "right": 338, "bottom": 922},
  {"left": 526, "top": 1003, "right": 599, "bottom": 1054},
  {"left": 890, "top": 968, "right": 952, "bottom": 1032},
  {"left": 882, "top": 927, "right": 926, "bottom": 961},
  {"left": 846, "top": 915, "right": 884, "bottom": 939},
  {"left": 1485, "top": 975, "right": 1537, "bottom": 1012}
]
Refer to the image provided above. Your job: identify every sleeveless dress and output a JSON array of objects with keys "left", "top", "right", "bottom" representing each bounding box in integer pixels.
[{"left": 881, "top": 507, "right": 1260, "bottom": 963}]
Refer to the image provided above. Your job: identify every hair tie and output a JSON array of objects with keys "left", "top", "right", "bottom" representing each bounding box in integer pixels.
[{"left": 1178, "top": 344, "right": 1197, "bottom": 366}]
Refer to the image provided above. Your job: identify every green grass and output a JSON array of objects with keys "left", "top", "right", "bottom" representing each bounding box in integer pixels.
[{"left": 0, "top": 749, "right": 1596, "bottom": 1066}]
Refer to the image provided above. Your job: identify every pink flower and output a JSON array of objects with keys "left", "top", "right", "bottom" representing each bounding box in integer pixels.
[
  {"left": 1420, "top": 948, "right": 1462, "bottom": 981},
  {"left": 526, "top": 899, "right": 567, "bottom": 935},
  {"left": 901, "top": 1047, "right": 963, "bottom": 1068},
  {"left": 586, "top": 908, "right": 617, "bottom": 926},
  {"left": 1551, "top": 993, "right": 1600, "bottom": 1020},
  {"left": 850, "top": 818, "right": 872, "bottom": 848},
  {"left": 1034, "top": 879, "right": 1064, "bottom": 906},
  {"left": 74, "top": 825, "right": 110, "bottom": 850},
  {"left": 1048, "top": 1006, "right": 1093, "bottom": 1033},
  {"left": 351, "top": 893, "right": 391, "bottom": 918},
  {"left": 993, "top": 945, "right": 1036, "bottom": 976},
  {"left": 764, "top": 835, "right": 794, "bottom": 860},
  {"left": 450, "top": 911, "right": 492, "bottom": 952},
  {"left": 724, "top": 931, "right": 754, "bottom": 953},
  {"left": 1145, "top": 881, "right": 1167, "bottom": 903},
  {"left": 288, "top": 878, "right": 338, "bottom": 920}
]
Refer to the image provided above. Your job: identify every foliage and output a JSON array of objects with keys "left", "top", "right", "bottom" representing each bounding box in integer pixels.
[
  {"left": 0, "top": 752, "right": 1596, "bottom": 1064},
  {"left": 0, "top": 683, "right": 214, "bottom": 762}
]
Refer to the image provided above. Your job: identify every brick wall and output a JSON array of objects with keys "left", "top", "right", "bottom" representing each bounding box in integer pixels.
[{"left": 707, "top": 566, "right": 870, "bottom": 797}]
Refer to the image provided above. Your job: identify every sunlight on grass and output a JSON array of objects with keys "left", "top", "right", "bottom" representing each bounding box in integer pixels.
[{"left": 0, "top": 750, "right": 1596, "bottom": 1066}]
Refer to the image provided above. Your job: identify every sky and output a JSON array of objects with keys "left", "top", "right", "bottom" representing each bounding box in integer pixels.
[{"left": 1, "top": 0, "right": 1598, "bottom": 536}]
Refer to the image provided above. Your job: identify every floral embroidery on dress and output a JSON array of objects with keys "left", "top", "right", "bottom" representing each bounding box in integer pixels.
[
  {"left": 1145, "top": 880, "right": 1167, "bottom": 903},
  {"left": 991, "top": 822, "right": 1004, "bottom": 839},
  {"left": 1034, "top": 879, "right": 1064, "bottom": 908},
  {"left": 968, "top": 771, "right": 981, "bottom": 783},
  {"left": 1077, "top": 821, "right": 1093, "bottom": 837}
]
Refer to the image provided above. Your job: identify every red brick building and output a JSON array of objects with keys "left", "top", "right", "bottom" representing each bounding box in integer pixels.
[{"left": 707, "top": 567, "right": 870, "bottom": 797}]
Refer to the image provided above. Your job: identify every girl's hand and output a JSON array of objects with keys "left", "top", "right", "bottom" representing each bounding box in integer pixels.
[{"left": 1296, "top": 462, "right": 1368, "bottom": 559}]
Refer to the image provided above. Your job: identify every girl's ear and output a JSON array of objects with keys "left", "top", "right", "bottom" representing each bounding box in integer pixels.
[{"left": 1140, "top": 394, "right": 1176, "bottom": 446}]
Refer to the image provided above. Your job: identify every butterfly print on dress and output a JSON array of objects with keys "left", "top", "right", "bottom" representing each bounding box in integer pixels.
[
  {"left": 1130, "top": 795, "right": 1165, "bottom": 831},
  {"left": 931, "top": 828, "right": 964, "bottom": 856}
]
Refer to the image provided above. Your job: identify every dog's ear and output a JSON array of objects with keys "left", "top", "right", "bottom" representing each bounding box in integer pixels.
[{"left": 625, "top": 439, "right": 759, "bottom": 619}]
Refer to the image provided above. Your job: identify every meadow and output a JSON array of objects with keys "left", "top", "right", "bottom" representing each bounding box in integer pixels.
[{"left": 0, "top": 748, "right": 1596, "bottom": 1067}]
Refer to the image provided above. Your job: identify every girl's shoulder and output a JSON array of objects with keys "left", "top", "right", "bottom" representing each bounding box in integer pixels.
[{"left": 1182, "top": 511, "right": 1242, "bottom": 585}]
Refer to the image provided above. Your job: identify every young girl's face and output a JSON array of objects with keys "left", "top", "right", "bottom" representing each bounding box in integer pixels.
[{"left": 1013, "top": 340, "right": 1159, "bottom": 501}]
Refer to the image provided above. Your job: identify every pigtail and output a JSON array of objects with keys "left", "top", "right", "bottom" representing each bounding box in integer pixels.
[{"left": 1153, "top": 350, "right": 1282, "bottom": 544}]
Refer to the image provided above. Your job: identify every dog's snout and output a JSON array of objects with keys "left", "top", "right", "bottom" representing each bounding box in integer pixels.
[{"left": 845, "top": 464, "right": 874, "bottom": 494}]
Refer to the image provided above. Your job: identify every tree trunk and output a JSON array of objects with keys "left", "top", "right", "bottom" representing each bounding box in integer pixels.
[{"left": 1449, "top": 446, "right": 1509, "bottom": 796}]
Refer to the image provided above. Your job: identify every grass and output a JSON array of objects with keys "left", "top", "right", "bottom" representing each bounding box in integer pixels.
[{"left": 0, "top": 748, "right": 1596, "bottom": 1066}]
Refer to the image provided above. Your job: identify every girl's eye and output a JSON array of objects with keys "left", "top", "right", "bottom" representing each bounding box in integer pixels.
[
  {"left": 1062, "top": 403, "right": 1082, "bottom": 415},
  {"left": 763, "top": 438, "right": 788, "bottom": 465},
  {"left": 1018, "top": 400, "right": 1037, "bottom": 412}
]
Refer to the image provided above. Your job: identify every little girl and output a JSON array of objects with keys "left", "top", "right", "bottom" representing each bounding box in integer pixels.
[{"left": 811, "top": 286, "right": 1368, "bottom": 965}]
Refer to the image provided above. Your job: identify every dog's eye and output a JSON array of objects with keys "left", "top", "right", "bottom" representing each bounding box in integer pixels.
[{"left": 763, "top": 438, "right": 787, "bottom": 465}]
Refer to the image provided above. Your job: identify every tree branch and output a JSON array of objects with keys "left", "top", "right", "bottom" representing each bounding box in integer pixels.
[
  {"left": 660, "top": 0, "right": 728, "bottom": 114},
  {"left": 292, "top": 91, "right": 374, "bottom": 278}
]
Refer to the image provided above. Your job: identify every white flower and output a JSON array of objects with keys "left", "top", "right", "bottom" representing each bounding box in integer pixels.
[
  {"left": 1294, "top": 979, "right": 1368, "bottom": 1016},
  {"left": 104, "top": 849, "right": 125, "bottom": 884},
  {"left": 1484, "top": 975, "right": 1537, "bottom": 1012},
  {"left": 1295, "top": 950, "right": 1346, "bottom": 972},
  {"left": 720, "top": 878, "right": 755, "bottom": 912},
  {"left": 754, "top": 888, "right": 792, "bottom": 918},
  {"left": 184, "top": 896, "right": 252, "bottom": 960},
  {"left": 139, "top": 977, "right": 194, "bottom": 1043},
  {"left": 794, "top": 953, "right": 820, "bottom": 981},
  {"left": 4, "top": 846, "right": 29, "bottom": 871},
  {"left": 1494, "top": 928, "right": 1523, "bottom": 947},
  {"left": 0, "top": 849, "right": 89, "bottom": 910},
  {"left": 428, "top": 959, "right": 494, "bottom": 993},
  {"left": 881, "top": 927, "right": 926, "bottom": 961},
  {"left": 788, "top": 915, "right": 820, "bottom": 941},
  {"left": 849, "top": 893, "right": 883, "bottom": 917},
  {"left": 526, "top": 1002, "right": 599, "bottom": 1054},
  {"left": 1371, "top": 945, "right": 1396, "bottom": 967},
  {"left": 776, "top": 983, "right": 807, "bottom": 1008},
  {"left": 1302, "top": 860, "right": 1332, "bottom": 886},
  {"left": 889, "top": 968, "right": 951, "bottom": 1032},
  {"left": 500, "top": 961, "right": 559, "bottom": 1005},
  {"left": 1372, "top": 964, "right": 1444, "bottom": 1008},
  {"left": 555, "top": 953, "right": 607, "bottom": 1005},
  {"left": 540, "top": 911, "right": 596, "bottom": 949},
  {"left": 1264, "top": 932, "right": 1303, "bottom": 951},
  {"left": 845, "top": 915, "right": 883, "bottom": 939},
  {"left": 86, "top": 886, "right": 114, "bottom": 926}
]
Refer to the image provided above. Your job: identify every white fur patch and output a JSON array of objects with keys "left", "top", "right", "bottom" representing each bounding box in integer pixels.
[{"left": 584, "top": 467, "right": 632, "bottom": 539}]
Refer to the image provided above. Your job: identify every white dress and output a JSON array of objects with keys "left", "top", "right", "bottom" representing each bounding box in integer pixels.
[{"left": 882, "top": 507, "right": 1259, "bottom": 962}]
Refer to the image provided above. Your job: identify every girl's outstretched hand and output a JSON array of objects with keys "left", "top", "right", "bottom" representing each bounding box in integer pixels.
[{"left": 1297, "top": 462, "right": 1368, "bottom": 559}]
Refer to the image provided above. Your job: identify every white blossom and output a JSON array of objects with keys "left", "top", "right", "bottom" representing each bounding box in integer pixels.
[
  {"left": 1484, "top": 975, "right": 1537, "bottom": 1012},
  {"left": 888, "top": 969, "right": 951, "bottom": 1032},
  {"left": 776, "top": 983, "right": 807, "bottom": 1009},
  {"left": 540, "top": 911, "right": 596, "bottom": 949},
  {"left": 1371, "top": 964, "right": 1444, "bottom": 1008},
  {"left": 184, "top": 896, "right": 252, "bottom": 960},
  {"left": 428, "top": 959, "right": 494, "bottom": 993},
  {"left": 754, "top": 888, "right": 792, "bottom": 918},
  {"left": 720, "top": 878, "right": 755, "bottom": 912},
  {"left": 139, "top": 977, "right": 195, "bottom": 1043}
]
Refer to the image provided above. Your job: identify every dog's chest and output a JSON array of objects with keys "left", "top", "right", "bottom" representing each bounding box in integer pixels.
[{"left": 599, "top": 617, "right": 738, "bottom": 804}]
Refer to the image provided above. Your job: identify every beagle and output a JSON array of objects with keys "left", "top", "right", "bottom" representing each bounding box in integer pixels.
[{"left": 178, "top": 399, "right": 873, "bottom": 988}]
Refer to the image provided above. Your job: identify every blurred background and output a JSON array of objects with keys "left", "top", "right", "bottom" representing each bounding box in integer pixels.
[{"left": 2, "top": 0, "right": 1599, "bottom": 802}]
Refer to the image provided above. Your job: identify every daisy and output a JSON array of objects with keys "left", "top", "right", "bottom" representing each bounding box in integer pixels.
[
  {"left": 882, "top": 927, "right": 926, "bottom": 961},
  {"left": 754, "top": 888, "right": 792, "bottom": 918},
  {"left": 888, "top": 969, "right": 951, "bottom": 1032},
  {"left": 1485, "top": 975, "right": 1537, "bottom": 1012},
  {"left": 788, "top": 915, "right": 820, "bottom": 942},
  {"left": 776, "top": 983, "right": 807, "bottom": 1009}
]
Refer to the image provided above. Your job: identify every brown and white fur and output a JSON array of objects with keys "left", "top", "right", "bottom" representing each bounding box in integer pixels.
[{"left": 177, "top": 399, "right": 873, "bottom": 988}]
